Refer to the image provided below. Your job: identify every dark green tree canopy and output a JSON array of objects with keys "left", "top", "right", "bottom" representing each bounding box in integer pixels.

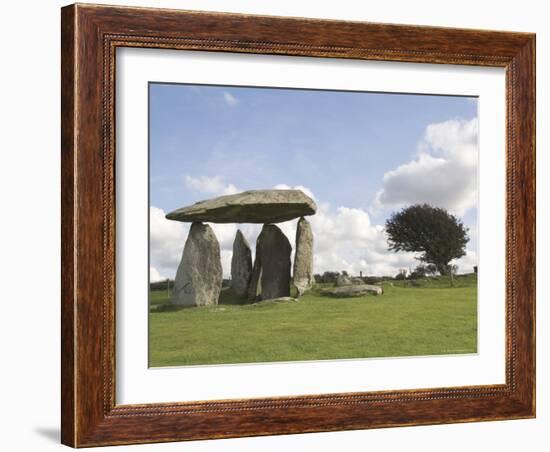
[{"left": 385, "top": 204, "right": 469, "bottom": 275}]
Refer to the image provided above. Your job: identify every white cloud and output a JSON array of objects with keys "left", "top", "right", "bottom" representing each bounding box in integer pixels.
[
  {"left": 150, "top": 266, "right": 166, "bottom": 283},
  {"left": 375, "top": 118, "right": 478, "bottom": 216},
  {"left": 150, "top": 206, "right": 189, "bottom": 272},
  {"left": 268, "top": 184, "right": 410, "bottom": 275},
  {"left": 273, "top": 183, "right": 316, "bottom": 201},
  {"left": 455, "top": 249, "right": 478, "bottom": 274},
  {"left": 305, "top": 203, "right": 418, "bottom": 277},
  {"left": 222, "top": 91, "right": 238, "bottom": 106},
  {"left": 151, "top": 181, "right": 477, "bottom": 281},
  {"left": 185, "top": 175, "right": 239, "bottom": 196},
  {"left": 150, "top": 205, "right": 262, "bottom": 279}
]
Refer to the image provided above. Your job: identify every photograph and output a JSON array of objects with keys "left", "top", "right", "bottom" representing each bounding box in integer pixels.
[{"left": 148, "top": 83, "right": 479, "bottom": 367}]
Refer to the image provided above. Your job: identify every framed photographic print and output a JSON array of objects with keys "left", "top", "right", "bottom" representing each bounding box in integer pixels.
[{"left": 61, "top": 3, "right": 535, "bottom": 447}]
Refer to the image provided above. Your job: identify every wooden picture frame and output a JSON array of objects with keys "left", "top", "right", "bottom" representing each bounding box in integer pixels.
[{"left": 61, "top": 3, "right": 535, "bottom": 447}]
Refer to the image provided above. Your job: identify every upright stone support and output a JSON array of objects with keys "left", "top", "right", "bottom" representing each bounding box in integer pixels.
[
  {"left": 293, "top": 217, "right": 314, "bottom": 296},
  {"left": 248, "top": 224, "right": 291, "bottom": 300},
  {"left": 231, "top": 230, "right": 252, "bottom": 297},
  {"left": 171, "top": 222, "right": 222, "bottom": 306}
]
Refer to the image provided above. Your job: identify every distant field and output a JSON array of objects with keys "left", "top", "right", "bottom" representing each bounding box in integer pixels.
[{"left": 148, "top": 274, "right": 477, "bottom": 367}]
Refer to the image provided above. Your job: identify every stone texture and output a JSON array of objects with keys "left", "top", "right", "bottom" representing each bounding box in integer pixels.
[
  {"left": 322, "top": 284, "right": 383, "bottom": 297},
  {"left": 171, "top": 222, "right": 222, "bottom": 306},
  {"left": 248, "top": 224, "right": 291, "bottom": 300},
  {"left": 293, "top": 217, "right": 314, "bottom": 296},
  {"left": 259, "top": 225, "right": 292, "bottom": 299},
  {"left": 335, "top": 274, "right": 352, "bottom": 286},
  {"left": 165, "top": 189, "right": 317, "bottom": 224},
  {"left": 230, "top": 230, "right": 252, "bottom": 297}
]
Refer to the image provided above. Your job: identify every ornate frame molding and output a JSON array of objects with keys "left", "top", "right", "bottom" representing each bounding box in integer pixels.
[{"left": 62, "top": 4, "right": 535, "bottom": 447}]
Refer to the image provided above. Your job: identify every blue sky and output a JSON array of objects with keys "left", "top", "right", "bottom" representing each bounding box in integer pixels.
[{"left": 149, "top": 83, "right": 478, "bottom": 280}]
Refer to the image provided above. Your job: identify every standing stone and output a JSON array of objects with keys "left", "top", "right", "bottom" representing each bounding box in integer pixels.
[
  {"left": 255, "top": 224, "right": 292, "bottom": 300},
  {"left": 171, "top": 222, "right": 222, "bottom": 307},
  {"left": 231, "top": 230, "right": 252, "bottom": 297},
  {"left": 293, "top": 217, "right": 314, "bottom": 296}
]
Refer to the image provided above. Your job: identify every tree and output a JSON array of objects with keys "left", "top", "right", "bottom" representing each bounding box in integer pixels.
[
  {"left": 425, "top": 264, "right": 438, "bottom": 275},
  {"left": 318, "top": 271, "right": 339, "bottom": 284},
  {"left": 394, "top": 269, "right": 407, "bottom": 280},
  {"left": 385, "top": 204, "right": 469, "bottom": 286},
  {"left": 408, "top": 264, "right": 437, "bottom": 280}
]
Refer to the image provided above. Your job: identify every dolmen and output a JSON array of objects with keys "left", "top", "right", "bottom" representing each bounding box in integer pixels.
[{"left": 166, "top": 189, "right": 316, "bottom": 306}]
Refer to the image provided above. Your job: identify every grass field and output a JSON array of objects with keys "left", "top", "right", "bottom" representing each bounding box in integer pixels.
[{"left": 148, "top": 274, "right": 477, "bottom": 367}]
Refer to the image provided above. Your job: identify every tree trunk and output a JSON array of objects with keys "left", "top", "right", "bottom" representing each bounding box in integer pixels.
[{"left": 437, "top": 263, "right": 454, "bottom": 287}]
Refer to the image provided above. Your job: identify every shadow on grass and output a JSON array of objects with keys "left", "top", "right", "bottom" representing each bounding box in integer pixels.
[
  {"left": 150, "top": 287, "right": 251, "bottom": 313},
  {"left": 218, "top": 287, "right": 251, "bottom": 306},
  {"left": 150, "top": 303, "right": 189, "bottom": 313}
]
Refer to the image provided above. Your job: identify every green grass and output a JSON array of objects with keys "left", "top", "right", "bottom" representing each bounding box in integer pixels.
[{"left": 148, "top": 274, "right": 477, "bottom": 367}]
